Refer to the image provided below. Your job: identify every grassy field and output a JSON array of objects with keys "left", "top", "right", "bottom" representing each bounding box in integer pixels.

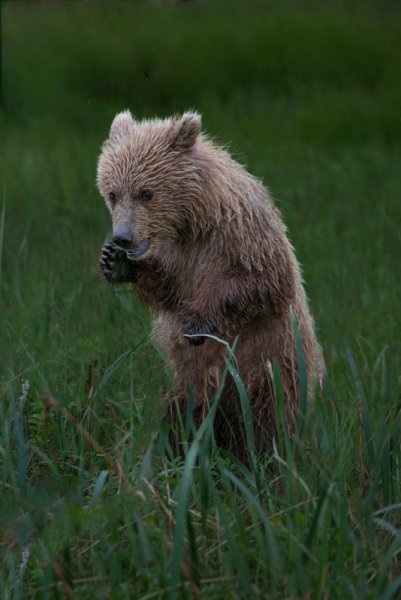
[{"left": 1, "top": 1, "right": 401, "bottom": 598}]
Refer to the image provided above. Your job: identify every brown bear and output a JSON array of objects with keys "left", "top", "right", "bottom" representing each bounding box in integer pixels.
[{"left": 97, "top": 110, "right": 320, "bottom": 460}]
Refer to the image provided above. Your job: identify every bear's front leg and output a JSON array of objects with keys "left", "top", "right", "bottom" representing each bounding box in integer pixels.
[{"left": 99, "top": 242, "right": 138, "bottom": 284}]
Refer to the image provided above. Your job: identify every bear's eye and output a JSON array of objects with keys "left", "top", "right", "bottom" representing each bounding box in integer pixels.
[
  {"left": 108, "top": 192, "right": 117, "bottom": 204},
  {"left": 140, "top": 189, "right": 153, "bottom": 202}
]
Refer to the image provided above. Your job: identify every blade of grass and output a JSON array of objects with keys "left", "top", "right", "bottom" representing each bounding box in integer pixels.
[
  {"left": 224, "top": 357, "right": 257, "bottom": 472},
  {"left": 379, "top": 574, "right": 401, "bottom": 600},
  {"left": 9, "top": 384, "right": 27, "bottom": 494},
  {"left": 100, "top": 340, "right": 146, "bottom": 388},
  {"left": 90, "top": 470, "right": 109, "bottom": 506},
  {"left": 291, "top": 312, "right": 309, "bottom": 452},
  {"left": 372, "top": 518, "right": 401, "bottom": 594},
  {"left": 0, "top": 198, "right": 5, "bottom": 298},
  {"left": 222, "top": 468, "right": 281, "bottom": 581},
  {"left": 207, "top": 471, "right": 251, "bottom": 591},
  {"left": 347, "top": 346, "right": 374, "bottom": 462}
]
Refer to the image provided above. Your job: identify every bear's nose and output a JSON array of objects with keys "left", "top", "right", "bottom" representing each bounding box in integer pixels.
[{"left": 112, "top": 228, "right": 133, "bottom": 248}]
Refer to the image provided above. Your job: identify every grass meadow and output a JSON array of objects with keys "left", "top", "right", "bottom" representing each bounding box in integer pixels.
[{"left": 1, "top": 1, "right": 401, "bottom": 598}]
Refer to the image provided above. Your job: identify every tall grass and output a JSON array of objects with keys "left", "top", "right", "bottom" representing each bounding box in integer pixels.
[{"left": 1, "top": 341, "right": 401, "bottom": 598}]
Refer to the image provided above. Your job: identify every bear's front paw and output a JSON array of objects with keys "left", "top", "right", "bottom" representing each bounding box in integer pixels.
[
  {"left": 99, "top": 242, "right": 138, "bottom": 284},
  {"left": 182, "top": 313, "right": 218, "bottom": 346}
]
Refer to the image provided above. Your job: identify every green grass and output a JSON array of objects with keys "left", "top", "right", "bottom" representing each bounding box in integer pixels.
[{"left": 1, "top": 1, "right": 401, "bottom": 598}]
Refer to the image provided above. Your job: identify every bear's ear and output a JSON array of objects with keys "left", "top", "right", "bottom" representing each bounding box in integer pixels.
[
  {"left": 109, "top": 110, "right": 134, "bottom": 140},
  {"left": 169, "top": 111, "right": 201, "bottom": 151}
]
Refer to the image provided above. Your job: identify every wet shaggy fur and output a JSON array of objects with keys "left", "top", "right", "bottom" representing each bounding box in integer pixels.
[{"left": 97, "top": 110, "right": 320, "bottom": 460}]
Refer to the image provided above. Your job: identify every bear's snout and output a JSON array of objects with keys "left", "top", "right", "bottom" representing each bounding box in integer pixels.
[{"left": 112, "top": 227, "right": 133, "bottom": 248}]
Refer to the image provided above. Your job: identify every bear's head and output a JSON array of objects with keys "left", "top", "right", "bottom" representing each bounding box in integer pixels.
[{"left": 97, "top": 110, "right": 202, "bottom": 260}]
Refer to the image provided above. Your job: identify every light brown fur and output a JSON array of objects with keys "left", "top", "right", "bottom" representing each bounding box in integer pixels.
[{"left": 97, "top": 110, "right": 320, "bottom": 460}]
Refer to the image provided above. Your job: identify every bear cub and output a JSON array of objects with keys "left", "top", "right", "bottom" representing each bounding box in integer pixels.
[{"left": 98, "top": 110, "right": 320, "bottom": 460}]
